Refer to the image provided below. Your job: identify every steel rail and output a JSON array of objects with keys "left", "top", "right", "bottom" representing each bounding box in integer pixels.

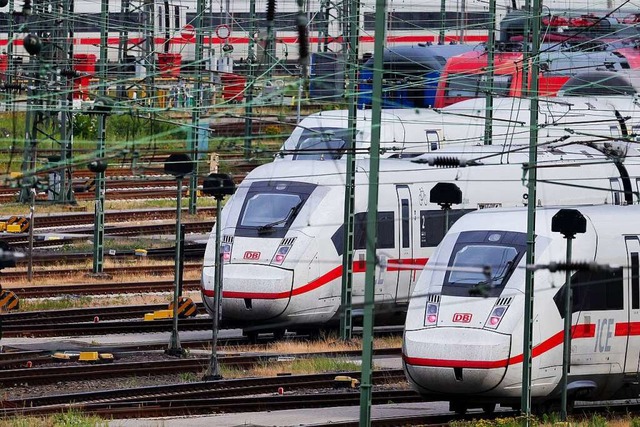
[
  {"left": 2, "top": 369, "right": 406, "bottom": 410},
  {"left": 2, "top": 262, "right": 203, "bottom": 281},
  {"left": 5, "top": 279, "right": 201, "bottom": 298}
]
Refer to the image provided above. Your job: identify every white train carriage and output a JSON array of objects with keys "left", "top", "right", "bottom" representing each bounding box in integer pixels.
[
  {"left": 201, "top": 141, "right": 640, "bottom": 337},
  {"left": 276, "top": 96, "right": 640, "bottom": 161},
  {"left": 0, "top": 0, "right": 633, "bottom": 65},
  {"left": 403, "top": 204, "right": 640, "bottom": 413}
]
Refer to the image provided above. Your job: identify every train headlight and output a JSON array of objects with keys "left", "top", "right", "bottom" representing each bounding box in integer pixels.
[
  {"left": 221, "top": 243, "right": 232, "bottom": 263},
  {"left": 271, "top": 245, "right": 290, "bottom": 265},
  {"left": 425, "top": 302, "right": 439, "bottom": 326},
  {"left": 485, "top": 305, "right": 507, "bottom": 329}
]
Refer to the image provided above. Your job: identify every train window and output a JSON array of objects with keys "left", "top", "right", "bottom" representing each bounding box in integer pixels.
[
  {"left": 235, "top": 181, "right": 316, "bottom": 238},
  {"left": 401, "top": 200, "right": 410, "bottom": 248},
  {"left": 292, "top": 127, "right": 350, "bottom": 160},
  {"left": 425, "top": 130, "right": 440, "bottom": 151},
  {"left": 241, "top": 193, "right": 301, "bottom": 227},
  {"left": 632, "top": 253, "right": 639, "bottom": 310},
  {"left": 419, "top": 209, "right": 474, "bottom": 247},
  {"left": 352, "top": 211, "right": 395, "bottom": 250},
  {"left": 553, "top": 267, "right": 624, "bottom": 314},
  {"left": 446, "top": 75, "right": 480, "bottom": 98},
  {"left": 441, "top": 230, "right": 527, "bottom": 297},
  {"left": 293, "top": 138, "right": 345, "bottom": 160},
  {"left": 480, "top": 74, "right": 512, "bottom": 96}
]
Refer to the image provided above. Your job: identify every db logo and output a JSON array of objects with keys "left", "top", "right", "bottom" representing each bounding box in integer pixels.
[
  {"left": 452, "top": 313, "right": 472, "bottom": 323},
  {"left": 243, "top": 251, "right": 261, "bottom": 260}
]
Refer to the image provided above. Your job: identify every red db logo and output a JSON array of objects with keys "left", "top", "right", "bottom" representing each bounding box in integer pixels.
[
  {"left": 243, "top": 251, "right": 261, "bottom": 260},
  {"left": 452, "top": 313, "right": 472, "bottom": 323}
]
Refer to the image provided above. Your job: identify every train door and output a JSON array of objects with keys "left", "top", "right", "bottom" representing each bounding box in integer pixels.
[
  {"left": 393, "top": 185, "right": 414, "bottom": 304},
  {"left": 624, "top": 236, "right": 640, "bottom": 374}
]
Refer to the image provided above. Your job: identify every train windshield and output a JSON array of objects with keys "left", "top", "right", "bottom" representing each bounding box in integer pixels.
[
  {"left": 293, "top": 128, "right": 349, "bottom": 160},
  {"left": 446, "top": 74, "right": 512, "bottom": 98},
  {"left": 442, "top": 230, "right": 527, "bottom": 297},
  {"left": 235, "top": 181, "right": 317, "bottom": 238}
]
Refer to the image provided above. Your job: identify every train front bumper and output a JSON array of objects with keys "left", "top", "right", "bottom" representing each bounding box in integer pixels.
[
  {"left": 403, "top": 327, "right": 512, "bottom": 395},
  {"left": 202, "top": 263, "right": 293, "bottom": 325}
]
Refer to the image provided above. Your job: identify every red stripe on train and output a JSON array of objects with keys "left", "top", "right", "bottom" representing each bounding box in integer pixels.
[
  {"left": 0, "top": 35, "right": 489, "bottom": 47},
  {"left": 203, "top": 257, "right": 429, "bottom": 300},
  {"left": 404, "top": 323, "right": 595, "bottom": 369}
]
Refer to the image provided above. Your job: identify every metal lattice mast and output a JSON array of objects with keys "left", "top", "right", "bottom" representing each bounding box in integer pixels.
[
  {"left": 522, "top": 0, "right": 542, "bottom": 420},
  {"left": 360, "top": 0, "right": 386, "bottom": 424},
  {"left": 339, "top": 0, "right": 360, "bottom": 341},
  {"left": 143, "top": 0, "right": 156, "bottom": 108},
  {"left": 118, "top": 0, "right": 130, "bottom": 73},
  {"left": 188, "top": 0, "right": 207, "bottom": 214},
  {"left": 243, "top": 0, "right": 255, "bottom": 159},
  {"left": 483, "top": 0, "right": 495, "bottom": 146},
  {"left": 92, "top": 0, "right": 109, "bottom": 274},
  {"left": 19, "top": 0, "right": 76, "bottom": 204}
]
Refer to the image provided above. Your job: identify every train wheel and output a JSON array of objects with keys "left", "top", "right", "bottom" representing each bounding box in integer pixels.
[{"left": 482, "top": 403, "right": 496, "bottom": 414}]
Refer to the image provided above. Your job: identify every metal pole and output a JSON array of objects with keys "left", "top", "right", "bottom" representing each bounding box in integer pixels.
[
  {"left": 206, "top": 196, "right": 224, "bottom": 379},
  {"left": 483, "top": 0, "right": 495, "bottom": 146},
  {"left": 188, "top": 0, "right": 206, "bottom": 215},
  {"left": 521, "top": 0, "right": 541, "bottom": 419},
  {"left": 93, "top": 0, "right": 108, "bottom": 274},
  {"left": 560, "top": 237, "right": 573, "bottom": 420},
  {"left": 439, "top": 0, "right": 445, "bottom": 44},
  {"left": 244, "top": 0, "right": 256, "bottom": 160},
  {"left": 359, "top": 0, "right": 386, "bottom": 424},
  {"left": 340, "top": 0, "right": 360, "bottom": 341},
  {"left": 27, "top": 189, "right": 35, "bottom": 282},
  {"left": 167, "top": 177, "right": 185, "bottom": 356}
]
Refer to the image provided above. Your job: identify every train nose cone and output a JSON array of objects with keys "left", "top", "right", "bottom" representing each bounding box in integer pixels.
[
  {"left": 403, "top": 327, "right": 512, "bottom": 395},
  {"left": 202, "top": 264, "right": 293, "bottom": 325}
]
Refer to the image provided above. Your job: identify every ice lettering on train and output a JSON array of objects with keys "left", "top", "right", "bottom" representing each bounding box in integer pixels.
[{"left": 594, "top": 318, "right": 614, "bottom": 352}]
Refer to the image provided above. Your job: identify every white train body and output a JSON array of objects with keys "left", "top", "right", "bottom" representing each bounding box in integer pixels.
[
  {"left": 201, "top": 141, "right": 640, "bottom": 334},
  {"left": 277, "top": 96, "right": 640, "bottom": 160},
  {"left": 0, "top": 0, "right": 632, "bottom": 63},
  {"left": 403, "top": 204, "right": 640, "bottom": 410}
]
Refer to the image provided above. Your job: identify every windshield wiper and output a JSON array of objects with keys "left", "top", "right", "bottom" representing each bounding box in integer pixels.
[{"left": 257, "top": 202, "right": 303, "bottom": 235}]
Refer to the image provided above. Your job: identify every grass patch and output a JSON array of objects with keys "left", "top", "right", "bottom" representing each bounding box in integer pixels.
[
  {"left": 450, "top": 415, "right": 640, "bottom": 427},
  {"left": 19, "top": 296, "right": 94, "bottom": 311},
  {"left": 221, "top": 356, "right": 361, "bottom": 379},
  {"left": 0, "top": 409, "right": 107, "bottom": 427}
]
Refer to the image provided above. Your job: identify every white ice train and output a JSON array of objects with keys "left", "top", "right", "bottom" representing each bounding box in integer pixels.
[
  {"left": 403, "top": 204, "right": 640, "bottom": 413},
  {"left": 0, "top": 0, "right": 631, "bottom": 64},
  {"left": 276, "top": 96, "right": 640, "bottom": 161},
  {"left": 201, "top": 141, "right": 640, "bottom": 337}
]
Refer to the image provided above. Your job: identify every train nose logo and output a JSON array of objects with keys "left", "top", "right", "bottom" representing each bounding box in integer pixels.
[
  {"left": 452, "top": 313, "right": 472, "bottom": 323},
  {"left": 243, "top": 251, "right": 261, "bottom": 260}
]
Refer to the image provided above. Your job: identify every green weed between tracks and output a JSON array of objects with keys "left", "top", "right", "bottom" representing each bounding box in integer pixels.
[{"left": 0, "top": 410, "right": 107, "bottom": 427}]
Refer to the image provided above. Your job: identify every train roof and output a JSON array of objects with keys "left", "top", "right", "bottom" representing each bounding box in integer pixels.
[
  {"left": 361, "top": 44, "right": 477, "bottom": 71},
  {"left": 558, "top": 70, "right": 640, "bottom": 96},
  {"left": 447, "top": 204, "right": 640, "bottom": 240}
]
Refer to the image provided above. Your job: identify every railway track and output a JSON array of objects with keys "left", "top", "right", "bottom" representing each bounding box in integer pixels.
[
  {"left": 13, "top": 243, "right": 206, "bottom": 265},
  {"left": 0, "top": 370, "right": 410, "bottom": 418},
  {"left": 2, "top": 316, "right": 213, "bottom": 337},
  {"left": 2, "top": 262, "right": 203, "bottom": 281},
  {"left": 0, "top": 349, "right": 403, "bottom": 387},
  {"left": 23, "top": 207, "right": 216, "bottom": 230},
  {"left": 2, "top": 220, "right": 213, "bottom": 248},
  {"left": 5, "top": 278, "right": 201, "bottom": 298},
  {"left": 2, "top": 303, "right": 206, "bottom": 325}
]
